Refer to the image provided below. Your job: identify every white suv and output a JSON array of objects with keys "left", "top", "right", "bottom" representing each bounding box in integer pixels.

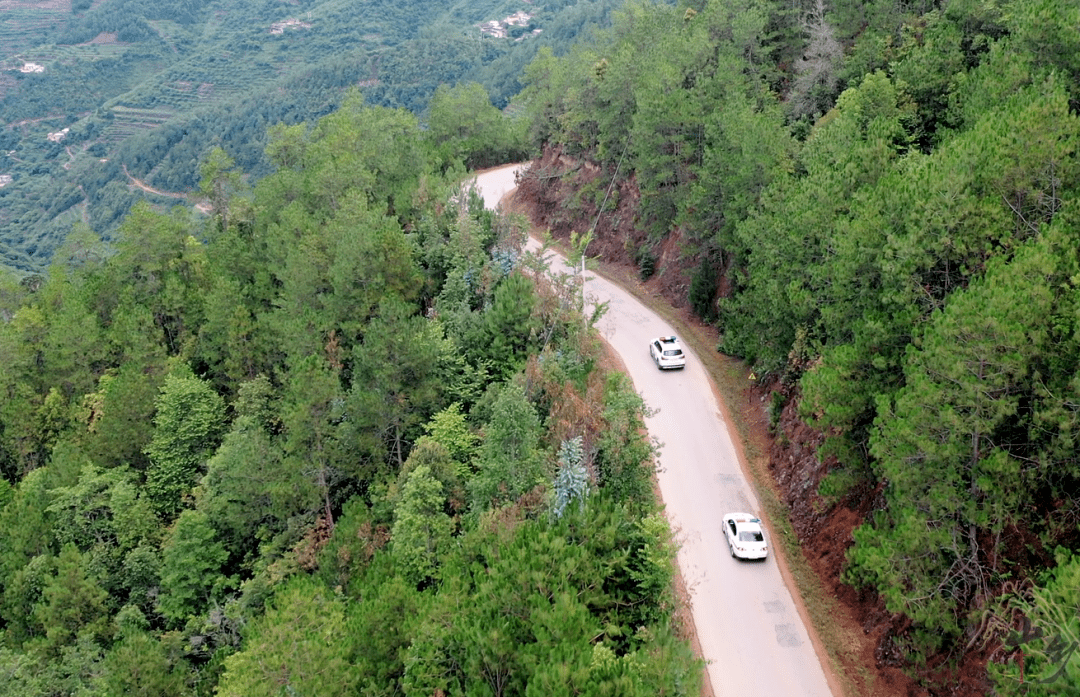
[{"left": 649, "top": 335, "right": 686, "bottom": 370}]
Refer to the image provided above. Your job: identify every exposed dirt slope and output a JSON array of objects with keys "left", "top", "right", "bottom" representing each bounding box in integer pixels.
[{"left": 508, "top": 149, "right": 996, "bottom": 697}]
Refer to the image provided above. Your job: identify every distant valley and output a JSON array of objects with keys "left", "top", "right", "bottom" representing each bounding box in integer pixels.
[{"left": 0, "top": 0, "right": 623, "bottom": 273}]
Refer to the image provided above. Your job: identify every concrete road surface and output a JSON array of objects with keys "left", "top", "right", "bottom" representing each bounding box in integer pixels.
[{"left": 473, "top": 164, "right": 836, "bottom": 697}]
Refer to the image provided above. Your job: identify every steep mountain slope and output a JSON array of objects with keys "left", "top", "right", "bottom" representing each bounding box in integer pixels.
[
  {"left": 509, "top": 148, "right": 993, "bottom": 696},
  {"left": 508, "top": 0, "right": 1080, "bottom": 691}
]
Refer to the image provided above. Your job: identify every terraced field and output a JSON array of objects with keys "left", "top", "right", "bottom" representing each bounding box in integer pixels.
[
  {"left": 43, "top": 42, "right": 129, "bottom": 64},
  {"left": 0, "top": 5, "right": 68, "bottom": 58},
  {"left": 101, "top": 106, "right": 176, "bottom": 142}
]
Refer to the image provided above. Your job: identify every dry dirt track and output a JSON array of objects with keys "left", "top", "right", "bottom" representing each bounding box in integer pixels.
[{"left": 474, "top": 164, "right": 836, "bottom": 697}]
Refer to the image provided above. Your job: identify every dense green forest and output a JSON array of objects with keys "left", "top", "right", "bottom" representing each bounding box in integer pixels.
[
  {"left": 512, "top": 0, "right": 1080, "bottom": 691},
  {"left": 0, "top": 92, "right": 701, "bottom": 694},
  {"left": 7, "top": 0, "right": 1080, "bottom": 692},
  {"left": 0, "top": 0, "right": 631, "bottom": 273}
]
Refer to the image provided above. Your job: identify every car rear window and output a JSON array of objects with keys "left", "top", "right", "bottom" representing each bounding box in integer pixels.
[
  {"left": 663, "top": 349, "right": 682, "bottom": 357},
  {"left": 739, "top": 531, "right": 764, "bottom": 542}
]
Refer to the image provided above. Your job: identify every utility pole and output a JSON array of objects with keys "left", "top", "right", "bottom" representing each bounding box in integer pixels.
[{"left": 571, "top": 230, "right": 592, "bottom": 317}]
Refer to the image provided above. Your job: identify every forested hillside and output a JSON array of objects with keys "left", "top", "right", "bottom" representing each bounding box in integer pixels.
[
  {"left": 0, "top": 0, "right": 628, "bottom": 273},
  {"left": 0, "top": 93, "right": 702, "bottom": 694},
  {"left": 510, "top": 0, "right": 1080, "bottom": 693},
  {"left": 7, "top": 0, "right": 1080, "bottom": 693}
]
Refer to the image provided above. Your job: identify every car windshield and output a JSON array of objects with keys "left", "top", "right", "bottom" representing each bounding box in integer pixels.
[{"left": 739, "top": 531, "right": 763, "bottom": 542}]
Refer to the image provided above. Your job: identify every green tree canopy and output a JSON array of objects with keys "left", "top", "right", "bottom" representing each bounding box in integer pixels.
[
  {"left": 145, "top": 367, "right": 227, "bottom": 517},
  {"left": 157, "top": 509, "right": 229, "bottom": 627},
  {"left": 469, "top": 382, "right": 546, "bottom": 513},
  {"left": 216, "top": 575, "right": 358, "bottom": 697},
  {"left": 391, "top": 465, "right": 453, "bottom": 586}
]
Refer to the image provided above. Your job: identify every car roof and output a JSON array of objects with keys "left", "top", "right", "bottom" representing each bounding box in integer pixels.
[{"left": 726, "top": 513, "right": 762, "bottom": 529}]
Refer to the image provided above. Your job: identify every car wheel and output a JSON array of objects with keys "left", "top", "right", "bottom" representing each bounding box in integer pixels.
[{"left": 729, "top": 540, "right": 736, "bottom": 558}]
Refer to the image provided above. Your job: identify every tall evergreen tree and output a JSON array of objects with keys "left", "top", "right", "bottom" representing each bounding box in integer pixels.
[
  {"left": 483, "top": 273, "right": 539, "bottom": 380},
  {"left": 849, "top": 234, "right": 1071, "bottom": 642},
  {"left": 145, "top": 368, "right": 227, "bottom": 518},
  {"left": 157, "top": 509, "right": 229, "bottom": 627},
  {"left": 346, "top": 298, "right": 446, "bottom": 472},
  {"left": 392, "top": 464, "right": 453, "bottom": 586}
]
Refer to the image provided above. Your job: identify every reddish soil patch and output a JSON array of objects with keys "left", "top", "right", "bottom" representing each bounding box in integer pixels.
[
  {"left": 85, "top": 32, "right": 118, "bottom": 44},
  {"left": 508, "top": 149, "right": 997, "bottom": 697},
  {"left": 514, "top": 145, "right": 694, "bottom": 308}
]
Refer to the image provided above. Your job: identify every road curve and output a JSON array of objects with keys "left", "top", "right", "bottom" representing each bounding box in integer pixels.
[{"left": 474, "top": 164, "right": 836, "bottom": 697}]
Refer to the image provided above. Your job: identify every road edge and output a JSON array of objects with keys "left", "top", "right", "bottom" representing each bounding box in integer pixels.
[{"left": 495, "top": 181, "right": 849, "bottom": 697}]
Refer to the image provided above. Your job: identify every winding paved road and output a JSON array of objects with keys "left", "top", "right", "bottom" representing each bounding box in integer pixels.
[{"left": 474, "top": 164, "right": 836, "bottom": 697}]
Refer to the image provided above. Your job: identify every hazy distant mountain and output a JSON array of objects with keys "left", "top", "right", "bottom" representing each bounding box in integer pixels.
[{"left": 0, "top": 0, "right": 622, "bottom": 273}]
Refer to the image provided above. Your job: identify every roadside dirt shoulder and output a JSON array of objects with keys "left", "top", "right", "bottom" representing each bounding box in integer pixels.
[{"left": 503, "top": 182, "right": 924, "bottom": 697}]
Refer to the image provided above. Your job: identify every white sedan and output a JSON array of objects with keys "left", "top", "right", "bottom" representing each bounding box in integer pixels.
[
  {"left": 723, "top": 513, "right": 769, "bottom": 560},
  {"left": 649, "top": 335, "right": 686, "bottom": 370}
]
